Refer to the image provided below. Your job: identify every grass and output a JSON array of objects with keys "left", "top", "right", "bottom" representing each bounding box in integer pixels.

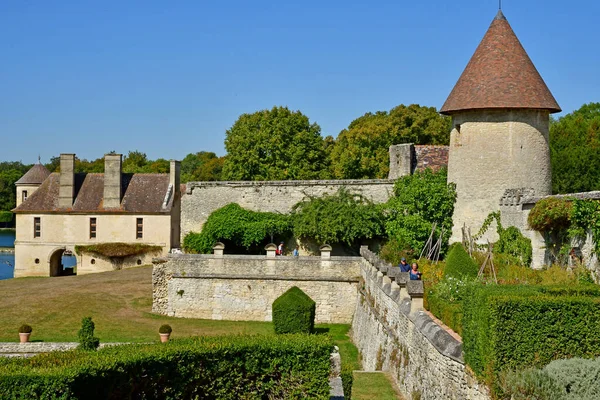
[{"left": 352, "top": 372, "right": 404, "bottom": 399}]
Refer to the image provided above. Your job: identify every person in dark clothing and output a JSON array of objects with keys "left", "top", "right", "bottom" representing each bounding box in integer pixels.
[{"left": 398, "top": 257, "right": 411, "bottom": 272}]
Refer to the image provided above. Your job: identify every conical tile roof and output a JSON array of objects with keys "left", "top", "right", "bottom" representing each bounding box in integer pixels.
[
  {"left": 440, "top": 11, "right": 560, "bottom": 115},
  {"left": 15, "top": 163, "right": 51, "bottom": 185}
]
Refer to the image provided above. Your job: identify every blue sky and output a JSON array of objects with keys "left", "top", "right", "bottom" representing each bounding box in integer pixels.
[{"left": 1, "top": 0, "right": 598, "bottom": 164}]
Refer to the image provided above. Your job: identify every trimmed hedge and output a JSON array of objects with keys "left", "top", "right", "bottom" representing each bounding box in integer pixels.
[
  {"left": 0, "top": 334, "right": 333, "bottom": 400},
  {"left": 273, "top": 287, "right": 316, "bottom": 334},
  {"left": 463, "top": 284, "right": 600, "bottom": 392},
  {"left": 444, "top": 243, "right": 478, "bottom": 279}
]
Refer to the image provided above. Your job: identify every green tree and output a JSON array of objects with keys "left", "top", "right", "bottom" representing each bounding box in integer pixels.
[
  {"left": 550, "top": 102, "right": 600, "bottom": 194},
  {"left": 222, "top": 106, "right": 329, "bottom": 180},
  {"left": 329, "top": 104, "right": 451, "bottom": 179},
  {"left": 291, "top": 188, "right": 384, "bottom": 247},
  {"left": 122, "top": 151, "right": 149, "bottom": 173},
  {"left": 0, "top": 162, "right": 31, "bottom": 211},
  {"left": 181, "top": 152, "right": 225, "bottom": 182},
  {"left": 383, "top": 168, "right": 456, "bottom": 256}
]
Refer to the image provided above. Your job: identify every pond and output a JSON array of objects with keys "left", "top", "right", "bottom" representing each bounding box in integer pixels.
[
  {"left": 0, "top": 230, "right": 15, "bottom": 280},
  {"left": 0, "top": 230, "right": 78, "bottom": 280}
]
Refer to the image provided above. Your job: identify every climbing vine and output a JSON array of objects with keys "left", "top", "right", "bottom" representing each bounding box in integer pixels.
[{"left": 570, "top": 199, "right": 600, "bottom": 256}]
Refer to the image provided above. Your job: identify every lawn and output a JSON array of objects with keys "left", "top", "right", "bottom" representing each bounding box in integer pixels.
[{"left": 352, "top": 372, "right": 404, "bottom": 400}]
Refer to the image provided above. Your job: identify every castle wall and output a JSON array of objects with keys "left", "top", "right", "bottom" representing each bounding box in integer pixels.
[
  {"left": 448, "top": 109, "right": 552, "bottom": 243},
  {"left": 352, "top": 248, "right": 490, "bottom": 400},
  {"left": 181, "top": 180, "right": 395, "bottom": 239},
  {"left": 152, "top": 254, "right": 361, "bottom": 323}
]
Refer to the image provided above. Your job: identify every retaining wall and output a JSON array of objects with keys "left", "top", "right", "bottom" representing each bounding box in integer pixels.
[
  {"left": 351, "top": 247, "right": 490, "bottom": 400},
  {"left": 152, "top": 254, "right": 361, "bottom": 323}
]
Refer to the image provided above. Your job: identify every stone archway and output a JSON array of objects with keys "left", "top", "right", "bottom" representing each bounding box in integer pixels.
[{"left": 48, "top": 247, "right": 77, "bottom": 277}]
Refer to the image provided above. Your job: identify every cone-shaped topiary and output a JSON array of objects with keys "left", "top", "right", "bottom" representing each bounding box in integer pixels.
[
  {"left": 77, "top": 316, "right": 100, "bottom": 351},
  {"left": 444, "top": 243, "right": 479, "bottom": 279},
  {"left": 272, "top": 286, "right": 316, "bottom": 334}
]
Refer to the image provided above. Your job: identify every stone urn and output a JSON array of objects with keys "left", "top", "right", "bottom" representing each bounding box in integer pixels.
[
  {"left": 19, "top": 333, "right": 31, "bottom": 344},
  {"left": 159, "top": 324, "right": 172, "bottom": 343}
]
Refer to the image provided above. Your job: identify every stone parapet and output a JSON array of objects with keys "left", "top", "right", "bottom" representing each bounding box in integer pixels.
[{"left": 353, "top": 247, "right": 490, "bottom": 400}]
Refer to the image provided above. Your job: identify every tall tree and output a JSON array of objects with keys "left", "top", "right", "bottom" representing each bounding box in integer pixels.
[
  {"left": 329, "top": 104, "right": 451, "bottom": 179},
  {"left": 0, "top": 162, "right": 31, "bottom": 211},
  {"left": 222, "top": 106, "right": 329, "bottom": 181},
  {"left": 181, "top": 152, "right": 224, "bottom": 182},
  {"left": 550, "top": 102, "right": 600, "bottom": 194}
]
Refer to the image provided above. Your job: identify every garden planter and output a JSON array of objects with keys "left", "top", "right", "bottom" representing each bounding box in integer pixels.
[
  {"left": 19, "top": 333, "right": 31, "bottom": 344},
  {"left": 160, "top": 333, "right": 170, "bottom": 343}
]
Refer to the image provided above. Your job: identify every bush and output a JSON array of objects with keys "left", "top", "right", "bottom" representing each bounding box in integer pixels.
[
  {"left": 494, "top": 226, "right": 532, "bottom": 267},
  {"left": 383, "top": 168, "right": 456, "bottom": 258},
  {"left": 528, "top": 197, "right": 572, "bottom": 233},
  {"left": 379, "top": 237, "right": 414, "bottom": 267},
  {"left": 341, "top": 364, "right": 353, "bottom": 399},
  {"left": 0, "top": 211, "right": 12, "bottom": 223},
  {"left": 18, "top": 324, "right": 32, "bottom": 334},
  {"left": 292, "top": 188, "right": 385, "bottom": 246},
  {"left": 74, "top": 243, "right": 162, "bottom": 258},
  {"left": 183, "top": 203, "right": 292, "bottom": 254},
  {"left": 0, "top": 335, "right": 333, "bottom": 400},
  {"left": 444, "top": 243, "right": 478, "bottom": 280},
  {"left": 272, "top": 287, "right": 316, "bottom": 334},
  {"left": 158, "top": 324, "right": 172, "bottom": 334},
  {"left": 462, "top": 284, "right": 600, "bottom": 395},
  {"left": 77, "top": 317, "right": 100, "bottom": 351},
  {"left": 501, "top": 357, "right": 600, "bottom": 400}
]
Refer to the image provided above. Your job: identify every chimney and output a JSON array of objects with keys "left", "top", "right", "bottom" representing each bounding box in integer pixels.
[
  {"left": 104, "top": 154, "right": 122, "bottom": 209},
  {"left": 58, "top": 154, "right": 75, "bottom": 208},
  {"left": 170, "top": 160, "right": 181, "bottom": 196},
  {"left": 388, "top": 144, "right": 415, "bottom": 179}
]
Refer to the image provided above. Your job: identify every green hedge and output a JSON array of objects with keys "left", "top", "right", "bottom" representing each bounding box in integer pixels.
[
  {"left": 444, "top": 243, "right": 478, "bottom": 279},
  {"left": 0, "top": 335, "right": 333, "bottom": 400},
  {"left": 463, "top": 284, "right": 600, "bottom": 392},
  {"left": 426, "top": 295, "right": 463, "bottom": 335},
  {"left": 273, "top": 287, "right": 316, "bottom": 334}
]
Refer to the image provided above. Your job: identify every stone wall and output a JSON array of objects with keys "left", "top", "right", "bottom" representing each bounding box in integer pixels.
[
  {"left": 351, "top": 247, "right": 490, "bottom": 400},
  {"left": 448, "top": 109, "right": 552, "bottom": 243},
  {"left": 152, "top": 254, "right": 361, "bottom": 323},
  {"left": 181, "top": 179, "right": 395, "bottom": 239}
]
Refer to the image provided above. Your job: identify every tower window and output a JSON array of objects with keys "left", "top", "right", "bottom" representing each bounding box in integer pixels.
[
  {"left": 22, "top": 190, "right": 28, "bottom": 202},
  {"left": 33, "top": 217, "right": 41, "bottom": 238},
  {"left": 90, "top": 218, "right": 97, "bottom": 239},
  {"left": 136, "top": 218, "right": 143, "bottom": 239}
]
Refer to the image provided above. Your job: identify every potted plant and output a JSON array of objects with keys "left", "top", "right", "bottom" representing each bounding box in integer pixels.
[
  {"left": 159, "top": 324, "right": 172, "bottom": 343},
  {"left": 18, "top": 324, "right": 33, "bottom": 344}
]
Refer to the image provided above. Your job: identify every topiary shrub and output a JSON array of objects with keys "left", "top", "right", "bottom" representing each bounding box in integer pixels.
[
  {"left": 18, "top": 324, "right": 32, "bottom": 334},
  {"left": 159, "top": 324, "right": 172, "bottom": 334},
  {"left": 444, "top": 243, "right": 478, "bottom": 279},
  {"left": 272, "top": 287, "right": 316, "bottom": 334},
  {"left": 78, "top": 317, "right": 100, "bottom": 351}
]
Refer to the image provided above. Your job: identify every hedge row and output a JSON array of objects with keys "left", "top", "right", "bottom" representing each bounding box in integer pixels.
[
  {"left": 0, "top": 334, "right": 333, "bottom": 400},
  {"left": 426, "top": 294, "right": 463, "bottom": 336},
  {"left": 273, "top": 286, "right": 316, "bottom": 334},
  {"left": 463, "top": 284, "right": 600, "bottom": 391}
]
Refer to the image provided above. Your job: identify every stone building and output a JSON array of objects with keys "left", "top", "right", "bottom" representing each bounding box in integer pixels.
[
  {"left": 441, "top": 10, "right": 561, "bottom": 243},
  {"left": 12, "top": 153, "right": 181, "bottom": 277}
]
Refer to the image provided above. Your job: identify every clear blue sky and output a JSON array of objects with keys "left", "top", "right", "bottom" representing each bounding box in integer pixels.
[{"left": 1, "top": 0, "right": 598, "bottom": 164}]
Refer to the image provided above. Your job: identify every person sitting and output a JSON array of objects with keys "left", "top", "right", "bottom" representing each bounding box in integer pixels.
[
  {"left": 409, "top": 263, "right": 422, "bottom": 280},
  {"left": 398, "top": 257, "right": 411, "bottom": 273}
]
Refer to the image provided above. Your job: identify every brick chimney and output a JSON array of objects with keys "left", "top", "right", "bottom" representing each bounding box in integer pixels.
[
  {"left": 103, "top": 154, "right": 122, "bottom": 209},
  {"left": 58, "top": 154, "right": 75, "bottom": 208}
]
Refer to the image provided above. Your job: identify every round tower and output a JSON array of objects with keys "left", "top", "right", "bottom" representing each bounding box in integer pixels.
[{"left": 441, "top": 10, "right": 561, "bottom": 242}]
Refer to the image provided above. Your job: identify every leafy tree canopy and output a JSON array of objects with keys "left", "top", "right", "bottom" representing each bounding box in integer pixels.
[
  {"left": 550, "top": 102, "right": 600, "bottom": 194},
  {"left": 328, "top": 104, "right": 451, "bottom": 179},
  {"left": 222, "top": 106, "right": 329, "bottom": 181},
  {"left": 291, "top": 188, "right": 385, "bottom": 246},
  {"left": 383, "top": 168, "right": 456, "bottom": 256},
  {"left": 181, "top": 151, "right": 224, "bottom": 182},
  {"left": 183, "top": 203, "right": 292, "bottom": 254},
  {"left": 0, "top": 162, "right": 31, "bottom": 212}
]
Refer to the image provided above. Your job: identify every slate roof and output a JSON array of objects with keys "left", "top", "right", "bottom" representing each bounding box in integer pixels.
[
  {"left": 15, "top": 164, "right": 51, "bottom": 185},
  {"left": 13, "top": 173, "right": 174, "bottom": 214},
  {"left": 440, "top": 11, "right": 561, "bottom": 115}
]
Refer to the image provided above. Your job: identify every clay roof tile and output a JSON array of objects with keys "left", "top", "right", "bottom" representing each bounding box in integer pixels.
[
  {"left": 440, "top": 11, "right": 561, "bottom": 115},
  {"left": 15, "top": 164, "right": 51, "bottom": 185}
]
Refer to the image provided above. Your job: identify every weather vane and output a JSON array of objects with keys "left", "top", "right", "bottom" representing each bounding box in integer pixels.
[{"left": 499, "top": 0, "right": 502, "bottom": 10}]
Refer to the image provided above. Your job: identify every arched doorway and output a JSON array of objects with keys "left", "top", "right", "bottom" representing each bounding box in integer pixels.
[{"left": 48, "top": 248, "right": 77, "bottom": 277}]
